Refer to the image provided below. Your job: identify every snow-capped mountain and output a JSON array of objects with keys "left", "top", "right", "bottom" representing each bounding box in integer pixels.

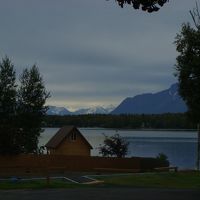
[
  {"left": 104, "top": 105, "right": 116, "bottom": 113},
  {"left": 73, "top": 105, "right": 115, "bottom": 115},
  {"left": 111, "top": 83, "right": 187, "bottom": 114},
  {"left": 47, "top": 84, "right": 187, "bottom": 116},
  {"left": 47, "top": 106, "right": 72, "bottom": 115},
  {"left": 47, "top": 105, "right": 115, "bottom": 115}
]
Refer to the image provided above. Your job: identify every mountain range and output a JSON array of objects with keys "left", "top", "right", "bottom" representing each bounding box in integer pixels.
[
  {"left": 47, "top": 105, "right": 115, "bottom": 115},
  {"left": 72, "top": 105, "right": 115, "bottom": 115},
  {"left": 47, "top": 106, "right": 72, "bottom": 116},
  {"left": 111, "top": 83, "right": 187, "bottom": 114},
  {"left": 47, "top": 83, "right": 187, "bottom": 115}
]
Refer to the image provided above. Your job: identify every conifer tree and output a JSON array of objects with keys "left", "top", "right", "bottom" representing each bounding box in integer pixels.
[
  {"left": 0, "top": 57, "right": 19, "bottom": 154},
  {"left": 18, "top": 65, "right": 50, "bottom": 153}
]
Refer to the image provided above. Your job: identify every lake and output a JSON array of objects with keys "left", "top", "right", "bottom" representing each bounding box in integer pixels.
[{"left": 40, "top": 128, "right": 198, "bottom": 169}]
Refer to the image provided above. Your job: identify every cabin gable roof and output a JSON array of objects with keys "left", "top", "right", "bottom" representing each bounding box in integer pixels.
[{"left": 45, "top": 126, "right": 93, "bottom": 149}]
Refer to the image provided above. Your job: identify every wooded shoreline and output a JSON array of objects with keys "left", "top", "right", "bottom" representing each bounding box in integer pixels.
[{"left": 43, "top": 113, "right": 196, "bottom": 129}]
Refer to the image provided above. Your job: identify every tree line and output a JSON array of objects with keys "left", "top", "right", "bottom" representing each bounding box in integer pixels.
[
  {"left": 44, "top": 113, "right": 195, "bottom": 129},
  {"left": 0, "top": 57, "right": 49, "bottom": 155}
]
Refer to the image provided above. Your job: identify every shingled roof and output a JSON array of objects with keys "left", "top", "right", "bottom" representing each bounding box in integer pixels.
[{"left": 45, "top": 126, "right": 93, "bottom": 149}]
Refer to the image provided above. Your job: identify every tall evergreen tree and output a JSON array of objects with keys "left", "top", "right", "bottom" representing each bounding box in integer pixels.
[
  {"left": 18, "top": 65, "right": 50, "bottom": 153},
  {"left": 0, "top": 57, "right": 19, "bottom": 154}
]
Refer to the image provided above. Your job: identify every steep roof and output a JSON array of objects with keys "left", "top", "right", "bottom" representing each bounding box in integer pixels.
[{"left": 45, "top": 126, "right": 93, "bottom": 149}]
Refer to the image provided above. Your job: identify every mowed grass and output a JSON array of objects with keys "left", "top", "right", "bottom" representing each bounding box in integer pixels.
[
  {"left": 96, "top": 172, "right": 200, "bottom": 189},
  {"left": 0, "top": 179, "right": 87, "bottom": 190},
  {"left": 1, "top": 172, "right": 200, "bottom": 189}
]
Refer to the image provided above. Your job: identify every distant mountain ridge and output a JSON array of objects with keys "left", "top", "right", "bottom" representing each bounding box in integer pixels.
[
  {"left": 47, "top": 83, "right": 187, "bottom": 116},
  {"left": 47, "top": 105, "right": 115, "bottom": 115},
  {"left": 111, "top": 83, "right": 187, "bottom": 115},
  {"left": 73, "top": 105, "right": 115, "bottom": 115},
  {"left": 47, "top": 106, "right": 72, "bottom": 115}
]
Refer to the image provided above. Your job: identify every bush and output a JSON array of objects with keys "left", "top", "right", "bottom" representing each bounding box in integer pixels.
[
  {"left": 140, "top": 153, "right": 170, "bottom": 171},
  {"left": 156, "top": 153, "right": 170, "bottom": 167}
]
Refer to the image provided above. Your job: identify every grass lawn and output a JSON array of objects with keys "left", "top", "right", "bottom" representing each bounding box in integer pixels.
[
  {"left": 95, "top": 172, "right": 200, "bottom": 189},
  {"left": 1, "top": 172, "right": 200, "bottom": 189},
  {"left": 0, "top": 179, "right": 88, "bottom": 190}
]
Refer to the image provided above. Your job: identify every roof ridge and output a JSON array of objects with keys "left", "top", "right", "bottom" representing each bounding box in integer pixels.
[{"left": 45, "top": 126, "right": 93, "bottom": 149}]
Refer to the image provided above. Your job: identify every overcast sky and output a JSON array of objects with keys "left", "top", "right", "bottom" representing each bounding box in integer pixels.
[{"left": 0, "top": 0, "right": 197, "bottom": 110}]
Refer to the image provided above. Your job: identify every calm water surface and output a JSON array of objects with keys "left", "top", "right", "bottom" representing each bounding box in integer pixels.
[{"left": 40, "top": 128, "right": 198, "bottom": 169}]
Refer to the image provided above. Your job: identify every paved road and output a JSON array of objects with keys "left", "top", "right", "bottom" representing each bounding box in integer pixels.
[{"left": 0, "top": 188, "right": 200, "bottom": 200}]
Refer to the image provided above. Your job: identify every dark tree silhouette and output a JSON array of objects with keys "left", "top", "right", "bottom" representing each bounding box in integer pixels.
[
  {"left": 0, "top": 57, "right": 50, "bottom": 155},
  {"left": 0, "top": 57, "right": 19, "bottom": 154},
  {"left": 174, "top": 3, "right": 200, "bottom": 170},
  {"left": 99, "top": 134, "right": 129, "bottom": 158},
  {"left": 113, "top": 0, "right": 169, "bottom": 12},
  {"left": 17, "top": 65, "right": 50, "bottom": 153}
]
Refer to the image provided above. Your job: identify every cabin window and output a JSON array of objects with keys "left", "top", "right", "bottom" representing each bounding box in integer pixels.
[{"left": 71, "top": 132, "right": 77, "bottom": 141}]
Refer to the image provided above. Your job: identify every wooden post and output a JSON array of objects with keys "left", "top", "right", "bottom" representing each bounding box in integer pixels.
[
  {"left": 197, "top": 123, "right": 200, "bottom": 171},
  {"left": 46, "top": 156, "right": 50, "bottom": 185},
  {"left": 46, "top": 170, "right": 50, "bottom": 185}
]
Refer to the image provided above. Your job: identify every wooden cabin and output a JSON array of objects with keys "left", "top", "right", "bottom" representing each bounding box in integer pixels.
[{"left": 45, "top": 126, "right": 93, "bottom": 156}]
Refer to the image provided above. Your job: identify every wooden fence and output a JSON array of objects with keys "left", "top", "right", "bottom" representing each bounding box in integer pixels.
[{"left": 0, "top": 155, "right": 142, "bottom": 176}]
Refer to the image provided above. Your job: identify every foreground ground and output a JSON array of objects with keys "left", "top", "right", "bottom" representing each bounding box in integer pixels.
[
  {"left": 0, "top": 172, "right": 200, "bottom": 200},
  {"left": 1, "top": 172, "right": 200, "bottom": 189},
  {"left": 0, "top": 188, "right": 200, "bottom": 200}
]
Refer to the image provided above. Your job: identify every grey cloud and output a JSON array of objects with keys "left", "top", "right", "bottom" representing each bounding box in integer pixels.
[{"left": 0, "top": 0, "right": 195, "bottom": 109}]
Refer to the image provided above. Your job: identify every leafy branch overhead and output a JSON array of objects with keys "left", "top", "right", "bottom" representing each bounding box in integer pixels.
[{"left": 114, "top": 0, "right": 169, "bottom": 13}]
